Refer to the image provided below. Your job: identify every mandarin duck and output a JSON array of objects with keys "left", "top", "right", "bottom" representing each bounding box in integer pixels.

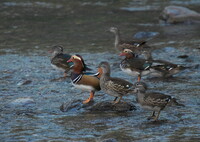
[
  {"left": 98, "top": 61, "right": 134, "bottom": 104},
  {"left": 49, "top": 45, "right": 72, "bottom": 78},
  {"left": 120, "top": 48, "right": 187, "bottom": 80},
  {"left": 50, "top": 45, "right": 91, "bottom": 78},
  {"left": 67, "top": 54, "right": 101, "bottom": 104},
  {"left": 133, "top": 81, "right": 184, "bottom": 121},
  {"left": 109, "top": 27, "right": 152, "bottom": 59},
  {"left": 119, "top": 49, "right": 152, "bottom": 82}
]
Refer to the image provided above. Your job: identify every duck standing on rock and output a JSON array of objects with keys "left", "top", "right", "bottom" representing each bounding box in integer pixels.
[
  {"left": 98, "top": 61, "right": 134, "bottom": 104},
  {"left": 133, "top": 82, "right": 184, "bottom": 121},
  {"left": 67, "top": 55, "right": 101, "bottom": 104},
  {"left": 109, "top": 27, "right": 153, "bottom": 59},
  {"left": 49, "top": 45, "right": 72, "bottom": 78}
]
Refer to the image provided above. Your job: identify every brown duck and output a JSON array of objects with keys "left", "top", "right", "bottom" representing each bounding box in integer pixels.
[
  {"left": 109, "top": 27, "right": 153, "bottom": 59},
  {"left": 98, "top": 61, "right": 134, "bottom": 104}
]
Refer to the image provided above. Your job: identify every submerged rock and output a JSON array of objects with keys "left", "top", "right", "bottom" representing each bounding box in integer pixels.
[
  {"left": 60, "top": 99, "right": 136, "bottom": 112},
  {"left": 133, "top": 32, "right": 159, "bottom": 40},
  {"left": 17, "top": 80, "right": 32, "bottom": 86},
  {"left": 160, "top": 6, "right": 200, "bottom": 24},
  {"left": 10, "top": 97, "right": 35, "bottom": 106}
]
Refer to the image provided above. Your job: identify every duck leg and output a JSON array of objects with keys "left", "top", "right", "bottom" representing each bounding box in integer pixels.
[
  {"left": 113, "top": 97, "right": 118, "bottom": 102},
  {"left": 83, "top": 91, "right": 94, "bottom": 104},
  {"left": 63, "top": 72, "right": 68, "bottom": 78},
  {"left": 153, "top": 110, "right": 161, "bottom": 121},
  {"left": 113, "top": 96, "right": 122, "bottom": 104},
  {"left": 147, "top": 111, "right": 156, "bottom": 120},
  {"left": 138, "top": 75, "right": 141, "bottom": 82}
]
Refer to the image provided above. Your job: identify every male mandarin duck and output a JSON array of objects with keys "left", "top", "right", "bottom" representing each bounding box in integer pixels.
[
  {"left": 109, "top": 27, "right": 152, "bottom": 59},
  {"left": 97, "top": 61, "right": 134, "bottom": 104},
  {"left": 49, "top": 45, "right": 91, "bottom": 78},
  {"left": 119, "top": 49, "right": 152, "bottom": 82},
  {"left": 133, "top": 82, "right": 184, "bottom": 121},
  {"left": 67, "top": 54, "right": 101, "bottom": 104},
  {"left": 120, "top": 48, "right": 187, "bottom": 80},
  {"left": 49, "top": 45, "right": 72, "bottom": 78}
]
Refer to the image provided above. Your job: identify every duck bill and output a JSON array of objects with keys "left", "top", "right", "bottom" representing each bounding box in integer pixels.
[
  {"left": 119, "top": 52, "right": 126, "bottom": 56},
  {"left": 48, "top": 50, "right": 53, "bottom": 54},
  {"left": 67, "top": 58, "right": 73, "bottom": 63}
]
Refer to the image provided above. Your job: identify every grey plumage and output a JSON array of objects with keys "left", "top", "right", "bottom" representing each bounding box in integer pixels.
[
  {"left": 133, "top": 82, "right": 184, "bottom": 121},
  {"left": 99, "top": 62, "right": 134, "bottom": 104}
]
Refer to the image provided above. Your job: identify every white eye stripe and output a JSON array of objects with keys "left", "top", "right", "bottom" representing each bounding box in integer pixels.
[
  {"left": 123, "top": 49, "right": 132, "bottom": 53},
  {"left": 72, "top": 55, "right": 81, "bottom": 61}
]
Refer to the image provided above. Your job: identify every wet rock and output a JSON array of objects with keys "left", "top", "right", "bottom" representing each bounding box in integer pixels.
[
  {"left": 101, "top": 138, "right": 117, "bottom": 142},
  {"left": 60, "top": 99, "right": 85, "bottom": 112},
  {"left": 10, "top": 97, "right": 35, "bottom": 106},
  {"left": 89, "top": 101, "right": 136, "bottom": 112},
  {"left": 60, "top": 99, "right": 136, "bottom": 112},
  {"left": 17, "top": 80, "right": 32, "bottom": 86},
  {"left": 160, "top": 6, "right": 200, "bottom": 24},
  {"left": 177, "top": 55, "right": 189, "bottom": 59},
  {"left": 133, "top": 32, "right": 159, "bottom": 39}
]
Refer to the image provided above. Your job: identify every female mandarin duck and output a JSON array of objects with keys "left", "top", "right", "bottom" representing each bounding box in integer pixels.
[
  {"left": 67, "top": 54, "right": 101, "bottom": 104},
  {"left": 119, "top": 48, "right": 152, "bottom": 82},
  {"left": 98, "top": 62, "right": 134, "bottom": 104},
  {"left": 49, "top": 45, "right": 72, "bottom": 78},
  {"left": 109, "top": 27, "right": 153, "bottom": 59},
  {"left": 133, "top": 82, "right": 184, "bottom": 121},
  {"left": 120, "top": 48, "right": 186, "bottom": 80}
]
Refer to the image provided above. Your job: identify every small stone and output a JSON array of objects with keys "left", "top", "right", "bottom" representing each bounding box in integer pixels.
[
  {"left": 133, "top": 32, "right": 159, "bottom": 39},
  {"left": 177, "top": 55, "right": 189, "bottom": 59},
  {"left": 10, "top": 97, "right": 35, "bottom": 106},
  {"left": 17, "top": 80, "right": 32, "bottom": 86}
]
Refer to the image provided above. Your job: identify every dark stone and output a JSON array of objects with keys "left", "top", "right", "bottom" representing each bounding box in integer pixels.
[
  {"left": 160, "top": 6, "right": 200, "bottom": 24},
  {"left": 89, "top": 101, "right": 136, "bottom": 112},
  {"left": 60, "top": 99, "right": 136, "bottom": 113},
  {"left": 17, "top": 80, "right": 32, "bottom": 86},
  {"left": 133, "top": 32, "right": 159, "bottom": 39},
  {"left": 102, "top": 138, "right": 118, "bottom": 142},
  {"left": 177, "top": 55, "right": 189, "bottom": 59}
]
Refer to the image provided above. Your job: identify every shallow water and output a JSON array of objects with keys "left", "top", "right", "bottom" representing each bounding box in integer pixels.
[{"left": 0, "top": 0, "right": 200, "bottom": 141}]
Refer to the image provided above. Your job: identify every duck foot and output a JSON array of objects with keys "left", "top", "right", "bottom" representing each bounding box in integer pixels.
[{"left": 147, "top": 115, "right": 156, "bottom": 120}]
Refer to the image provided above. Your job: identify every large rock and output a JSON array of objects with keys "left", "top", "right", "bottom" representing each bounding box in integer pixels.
[
  {"left": 60, "top": 99, "right": 136, "bottom": 113},
  {"left": 160, "top": 6, "right": 200, "bottom": 24}
]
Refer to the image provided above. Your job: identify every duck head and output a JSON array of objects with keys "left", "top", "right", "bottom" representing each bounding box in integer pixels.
[
  {"left": 109, "top": 27, "right": 119, "bottom": 34},
  {"left": 98, "top": 61, "right": 111, "bottom": 77},
  {"left": 133, "top": 82, "right": 148, "bottom": 93},
  {"left": 67, "top": 54, "right": 87, "bottom": 73},
  {"left": 119, "top": 48, "right": 137, "bottom": 59},
  {"left": 49, "top": 45, "right": 63, "bottom": 56}
]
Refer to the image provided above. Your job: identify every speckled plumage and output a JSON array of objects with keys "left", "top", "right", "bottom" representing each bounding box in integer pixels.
[
  {"left": 133, "top": 82, "right": 182, "bottom": 121},
  {"left": 98, "top": 62, "right": 134, "bottom": 104}
]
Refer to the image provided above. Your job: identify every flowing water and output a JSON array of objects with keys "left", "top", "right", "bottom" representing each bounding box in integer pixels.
[{"left": 0, "top": 0, "right": 200, "bottom": 141}]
